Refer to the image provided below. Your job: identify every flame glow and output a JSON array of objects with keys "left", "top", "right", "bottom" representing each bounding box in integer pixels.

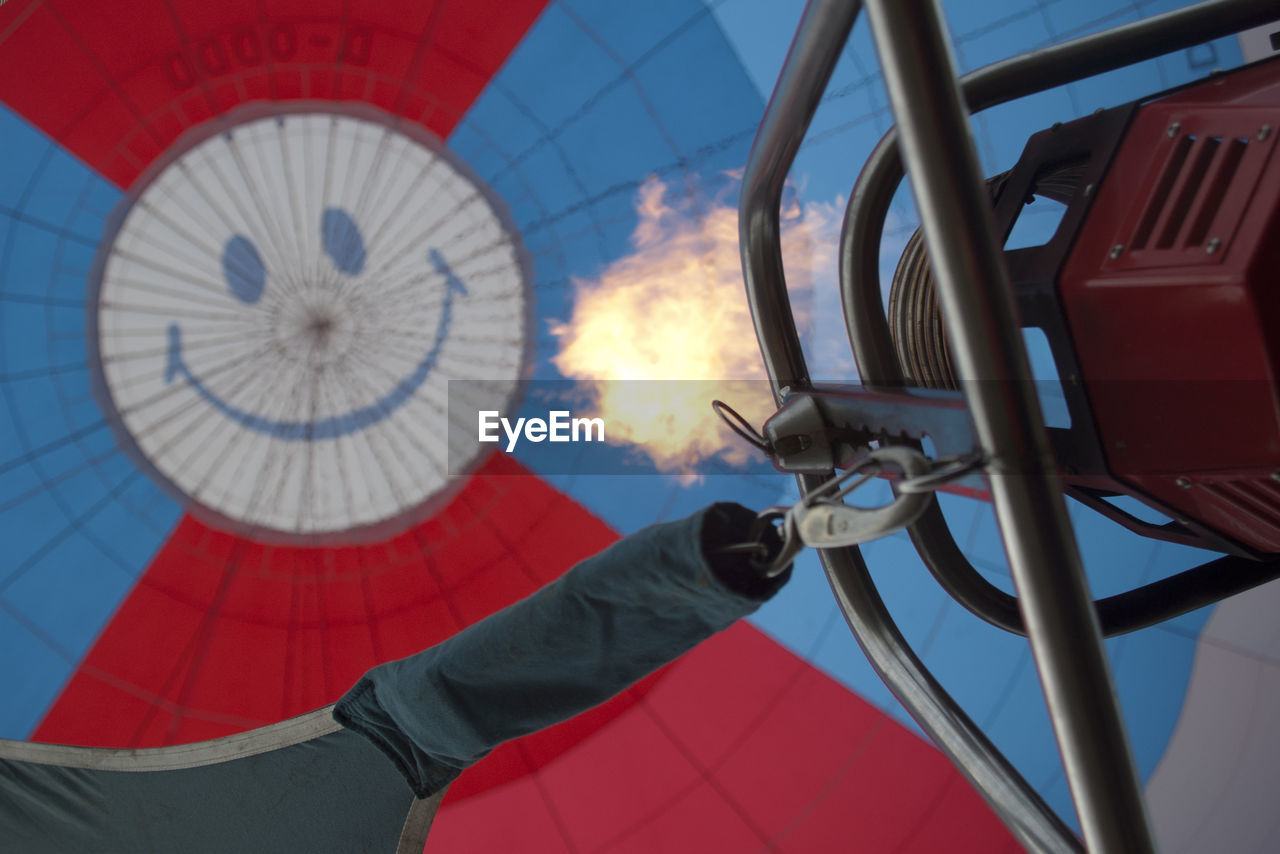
[{"left": 551, "top": 176, "right": 843, "bottom": 473}]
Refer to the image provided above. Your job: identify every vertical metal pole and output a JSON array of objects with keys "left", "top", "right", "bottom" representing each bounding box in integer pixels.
[
  {"left": 861, "top": 2, "right": 1155, "bottom": 852},
  {"left": 740, "top": 2, "right": 1079, "bottom": 850}
]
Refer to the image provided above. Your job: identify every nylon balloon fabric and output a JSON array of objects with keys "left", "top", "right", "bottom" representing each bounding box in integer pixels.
[{"left": 4, "top": 1, "right": 1275, "bottom": 852}]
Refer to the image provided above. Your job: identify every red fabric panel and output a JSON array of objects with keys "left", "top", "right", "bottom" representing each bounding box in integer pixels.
[
  {"left": 0, "top": 0, "right": 549, "bottom": 188},
  {"left": 429, "top": 622, "right": 1023, "bottom": 853}
]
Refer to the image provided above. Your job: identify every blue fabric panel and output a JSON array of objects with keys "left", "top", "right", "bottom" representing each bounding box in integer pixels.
[{"left": 0, "top": 103, "right": 183, "bottom": 740}]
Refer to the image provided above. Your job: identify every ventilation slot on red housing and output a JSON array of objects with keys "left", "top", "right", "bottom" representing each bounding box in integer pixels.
[
  {"left": 1185, "top": 137, "right": 1248, "bottom": 246},
  {"left": 1130, "top": 133, "right": 1249, "bottom": 252},
  {"left": 1130, "top": 135, "right": 1192, "bottom": 250}
]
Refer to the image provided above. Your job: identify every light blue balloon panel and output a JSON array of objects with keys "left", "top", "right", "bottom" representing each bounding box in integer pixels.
[{"left": 0, "top": 104, "right": 183, "bottom": 740}]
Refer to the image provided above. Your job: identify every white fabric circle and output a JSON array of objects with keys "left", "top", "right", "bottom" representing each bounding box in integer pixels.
[{"left": 93, "top": 107, "right": 529, "bottom": 539}]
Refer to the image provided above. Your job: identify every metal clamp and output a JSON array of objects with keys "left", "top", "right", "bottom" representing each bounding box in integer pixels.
[{"left": 726, "top": 445, "right": 943, "bottom": 577}]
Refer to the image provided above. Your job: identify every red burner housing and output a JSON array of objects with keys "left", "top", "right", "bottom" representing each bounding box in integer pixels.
[{"left": 1059, "top": 58, "right": 1280, "bottom": 552}]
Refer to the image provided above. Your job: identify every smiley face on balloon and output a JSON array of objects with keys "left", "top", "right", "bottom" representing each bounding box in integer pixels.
[{"left": 93, "top": 109, "right": 530, "bottom": 538}]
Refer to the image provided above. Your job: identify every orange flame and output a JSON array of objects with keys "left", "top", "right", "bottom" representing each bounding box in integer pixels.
[{"left": 551, "top": 176, "right": 843, "bottom": 473}]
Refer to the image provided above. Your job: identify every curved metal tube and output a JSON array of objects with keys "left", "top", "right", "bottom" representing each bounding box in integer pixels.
[
  {"left": 844, "top": 0, "right": 1280, "bottom": 380},
  {"left": 807, "top": 509, "right": 1082, "bottom": 854},
  {"left": 844, "top": 0, "right": 1280, "bottom": 381},
  {"left": 739, "top": 0, "right": 855, "bottom": 401},
  {"left": 740, "top": 2, "right": 1077, "bottom": 851},
  {"left": 841, "top": 0, "right": 1280, "bottom": 644},
  {"left": 914, "top": 498, "right": 1280, "bottom": 637}
]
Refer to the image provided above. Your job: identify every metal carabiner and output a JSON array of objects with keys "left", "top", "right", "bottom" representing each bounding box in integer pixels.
[
  {"left": 790, "top": 446, "right": 933, "bottom": 550},
  {"left": 711, "top": 505, "right": 803, "bottom": 578},
  {"left": 728, "top": 506, "right": 804, "bottom": 578},
  {"left": 716, "top": 445, "right": 952, "bottom": 577}
]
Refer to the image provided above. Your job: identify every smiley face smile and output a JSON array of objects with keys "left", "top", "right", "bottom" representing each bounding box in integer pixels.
[{"left": 164, "top": 212, "right": 467, "bottom": 442}]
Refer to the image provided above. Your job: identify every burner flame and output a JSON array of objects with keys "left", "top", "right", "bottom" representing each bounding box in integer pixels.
[{"left": 551, "top": 176, "right": 841, "bottom": 474}]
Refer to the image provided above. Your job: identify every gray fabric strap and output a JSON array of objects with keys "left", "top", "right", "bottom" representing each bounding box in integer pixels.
[
  {"left": 0, "top": 715, "right": 428, "bottom": 853},
  {"left": 334, "top": 503, "right": 789, "bottom": 798}
]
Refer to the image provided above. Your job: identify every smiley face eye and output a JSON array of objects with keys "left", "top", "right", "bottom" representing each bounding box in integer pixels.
[
  {"left": 222, "top": 234, "right": 266, "bottom": 304},
  {"left": 322, "top": 207, "right": 366, "bottom": 276}
]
